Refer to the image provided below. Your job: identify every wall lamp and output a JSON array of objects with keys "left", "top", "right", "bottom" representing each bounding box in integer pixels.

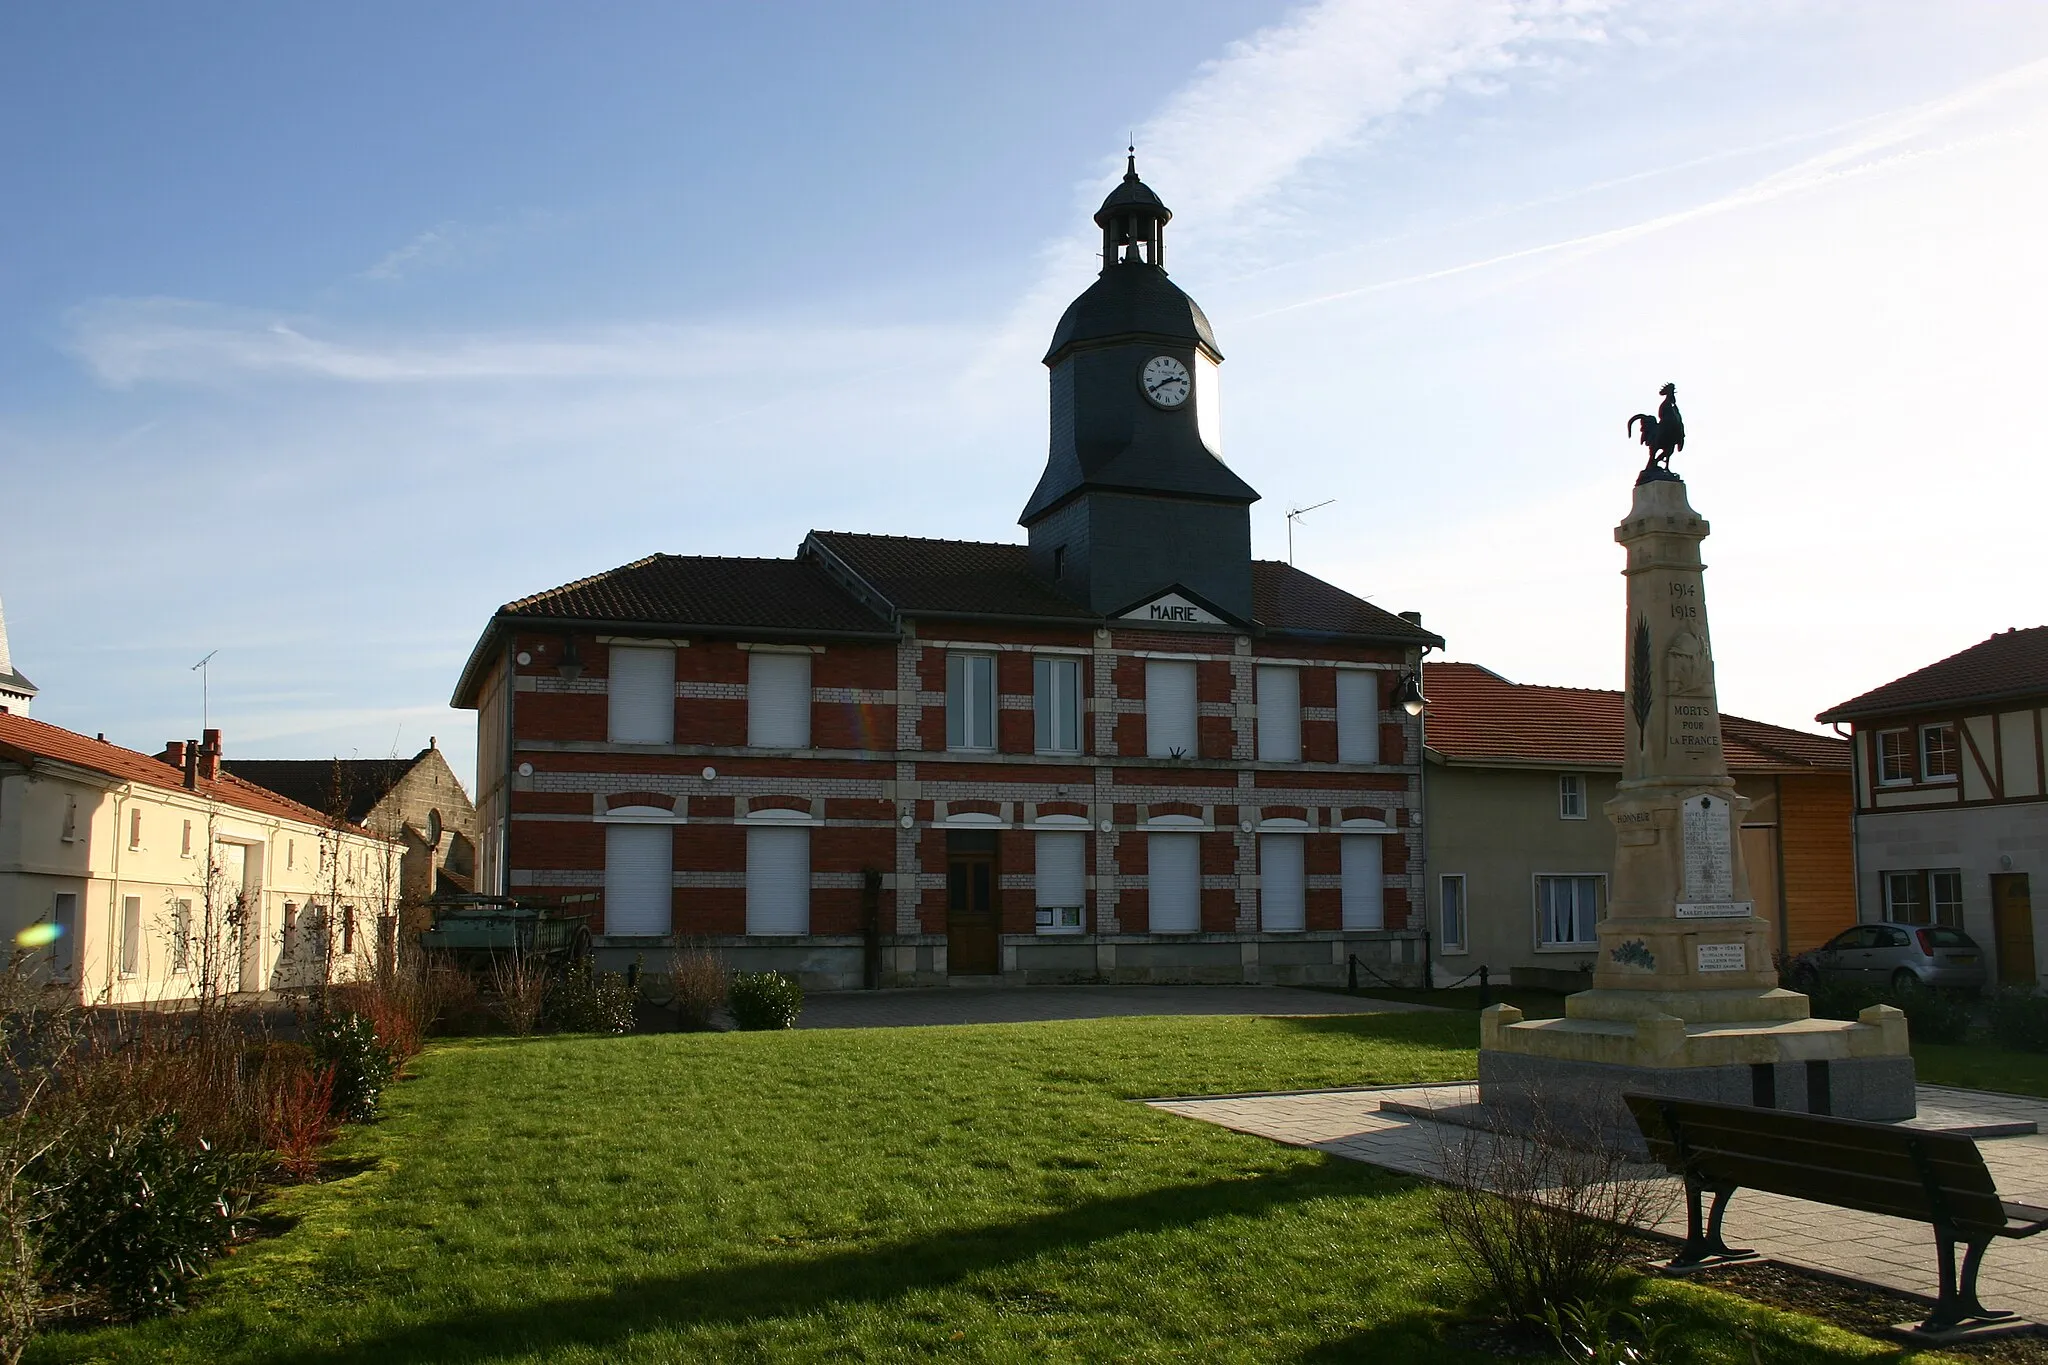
[
  {"left": 1393, "top": 670, "right": 1427, "bottom": 717},
  {"left": 556, "top": 636, "right": 584, "bottom": 681}
]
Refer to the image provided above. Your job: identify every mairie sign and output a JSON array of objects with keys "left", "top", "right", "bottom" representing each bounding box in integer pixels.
[{"left": 1119, "top": 593, "right": 1225, "bottom": 626}]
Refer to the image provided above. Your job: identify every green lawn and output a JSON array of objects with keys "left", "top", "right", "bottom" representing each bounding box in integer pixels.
[{"left": 30, "top": 1012, "right": 1962, "bottom": 1363}]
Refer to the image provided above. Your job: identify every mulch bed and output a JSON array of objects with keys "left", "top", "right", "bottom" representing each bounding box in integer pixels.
[{"left": 1682, "top": 1257, "right": 2048, "bottom": 1361}]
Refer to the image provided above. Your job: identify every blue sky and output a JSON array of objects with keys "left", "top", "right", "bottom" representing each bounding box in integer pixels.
[{"left": 4, "top": 1, "right": 2045, "bottom": 790}]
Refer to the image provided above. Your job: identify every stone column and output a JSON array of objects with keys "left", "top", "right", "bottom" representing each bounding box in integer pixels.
[{"left": 1578, "top": 474, "right": 1786, "bottom": 1016}]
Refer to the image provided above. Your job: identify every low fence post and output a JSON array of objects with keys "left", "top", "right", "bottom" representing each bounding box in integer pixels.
[
  {"left": 1347, "top": 954, "right": 1358, "bottom": 994},
  {"left": 1476, "top": 965, "right": 1490, "bottom": 1009}
]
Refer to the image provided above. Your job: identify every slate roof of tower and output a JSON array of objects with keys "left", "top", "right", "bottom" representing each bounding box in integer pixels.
[
  {"left": 1043, "top": 263, "right": 1221, "bottom": 364},
  {"left": 1424, "top": 661, "right": 1848, "bottom": 772},
  {"left": 225, "top": 752, "right": 431, "bottom": 825},
  {"left": 1815, "top": 627, "right": 2048, "bottom": 723},
  {"left": 0, "top": 712, "right": 379, "bottom": 832}
]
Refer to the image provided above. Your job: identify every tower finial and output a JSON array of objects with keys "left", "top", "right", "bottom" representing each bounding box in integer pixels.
[{"left": 1126, "top": 137, "right": 1137, "bottom": 179}]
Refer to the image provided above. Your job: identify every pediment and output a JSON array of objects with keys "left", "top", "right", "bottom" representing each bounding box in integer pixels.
[{"left": 1111, "top": 585, "right": 1245, "bottom": 629}]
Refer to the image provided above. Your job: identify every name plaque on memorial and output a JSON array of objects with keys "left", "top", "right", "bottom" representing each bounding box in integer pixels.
[
  {"left": 1696, "top": 943, "right": 1746, "bottom": 973},
  {"left": 1676, "top": 900, "right": 1754, "bottom": 919},
  {"left": 1681, "top": 792, "right": 1735, "bottom": 902}
]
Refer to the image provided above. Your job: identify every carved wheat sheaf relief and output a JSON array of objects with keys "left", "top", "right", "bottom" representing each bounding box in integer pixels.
[{"left": 1631, "top": 616, "right": 1653, "bottom": 749}]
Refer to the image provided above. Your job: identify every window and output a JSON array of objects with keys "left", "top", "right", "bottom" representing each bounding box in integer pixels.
[
  {"left": 1537, "top": 875, "right": 1601, "bottom": 947},
  {"left": 1341, "top": 834, "right": 1385, "bottom": 929},
  {"left": 1884, "top": 869, "right": 1964, "bottom": 928},
  {"left": 1920, "top": 723, "right": 1958, "bottom": 782},
  {"left": 1259, "top": 834, "right": 1305, "bottom": 931},
  {"left": 746, "top": 825, "right": 810, "bottom": 935},
  {"left": 1439, "top": 875, "right": 1467, "bottom": 952},
  {"left": 341, "top": 907, "right": 357, "bottom": 956},
  {"left": 1144, "top": 659, "right": 1198, "bottom": 758},
  {"left": 747, "top": 651, "right": 812, "bottom": 748},
  {"left": 604, "top": 824, "right": 674, "bottom": 935},
  {"left": 1876, "top": 729, "right": 1914, "bottom": 785},
  {"left": 1559, "top": 774, "right": 1586, "bottom": 820},
  {"left": 1336, "top": 671, "right": 1380, "bottom": 764},
  {"left": 51, "top": 893, "right": 76, "bottom": 973},
  {"left": 1034, "top": 657, "right": 1083, "bottom": 755},
  {"left": 1146, "top": 831, "right": 1201, "bottom": 932},
  {"left": 282, "top": 902, "right": 299, "bottom": 959},
  {"left": 128, "top": 809, "right": 142, "bottom": 851},
  {"left": 170, "top": 900, "right": 192, "bottom": 974},
  {"left": 181, "top": 820, "right": 193, "bottom": 857},
  {"left": 1255, "top": 666, "right": 1301, "bottom": 762},
  {"left": 119, "top": 895, "right": 142, "bottom": 976},
  {"left": 1051, "top": 545, "right": 1067, "bottom": 580},
  {"left": 60, "top": 797, "right": 77, "bottom": 843},
  {"left": 946, "top": 653, "right": 997, "bottom": 751},
  {"left": 287, "top": 839, "right": 294, "bottom": 870},
  {"left": 607, "top": 645, "right": 676, "bottom": 744},
  {"left": 1034, "top": 831, "right": 1086, "bottom": 933}
]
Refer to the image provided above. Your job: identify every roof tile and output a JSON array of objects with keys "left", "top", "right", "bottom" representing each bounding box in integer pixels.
[
  {"left": 1816, "top": 627, "right": 2048, "bottom": 722},
  {"left": 1424, "top": 661, "right": 1847, "bottom": 772}
]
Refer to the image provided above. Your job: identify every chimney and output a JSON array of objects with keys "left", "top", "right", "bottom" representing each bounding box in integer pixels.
[
  {"left": 1398, "top": 610, "right": 1423, "bottom": 626},
  {"left": 199, "top": 729, "right": 222, "bottom": 781},
  {"left": 162, "top": 740, "right": 187, "bottom": 771},
  {"left": 183, "top": 739, "right": 200, "bottom": 790}
]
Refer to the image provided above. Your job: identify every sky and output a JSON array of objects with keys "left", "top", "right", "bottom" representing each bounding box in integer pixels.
[{"left": 3, "top": 1, "right": 2044, "bottom": 794}]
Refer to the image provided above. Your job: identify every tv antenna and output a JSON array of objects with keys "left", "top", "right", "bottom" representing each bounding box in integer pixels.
[
  {"left": 192, "top": 650, "right": 218, "bottom": 732},
  {"left": 1285, "top": 500, "right": 1335, "bottom": 565}
]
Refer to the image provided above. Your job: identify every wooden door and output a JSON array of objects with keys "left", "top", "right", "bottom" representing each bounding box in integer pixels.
[
  {"left": 1991, "top": 874, "right": 2036, "bottom": 987},
  {"left": 946, "top": 831, "right": 1000, "bottom": 976}
]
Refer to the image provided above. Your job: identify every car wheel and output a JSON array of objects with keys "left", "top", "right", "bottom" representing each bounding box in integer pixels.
[{"left": 1890, "top": 968, "right": 1920, "bottom": 993}]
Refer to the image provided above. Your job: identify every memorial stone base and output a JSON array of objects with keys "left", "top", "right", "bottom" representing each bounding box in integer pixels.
[{"left": 1478, "top": 994, "right": 1918, "bottom": 1150}]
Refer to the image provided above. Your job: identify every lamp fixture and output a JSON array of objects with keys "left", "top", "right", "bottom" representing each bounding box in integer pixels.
[{"left": 1393, "top": 670, "right": 1427, "bottom": 717}]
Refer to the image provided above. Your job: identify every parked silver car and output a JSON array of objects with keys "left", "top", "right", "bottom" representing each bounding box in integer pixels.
[{"left": 1791, "top": 923, "right": 1988, "bottom": 994}]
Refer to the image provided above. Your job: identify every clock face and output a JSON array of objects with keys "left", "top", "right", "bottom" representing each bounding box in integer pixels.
[{"left": 1141, "top": 355, "right": 1191, "bottom": 408}]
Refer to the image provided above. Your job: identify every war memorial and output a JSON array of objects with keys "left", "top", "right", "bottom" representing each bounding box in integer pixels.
[{"left": 1476, "top": 391, "right": 1917, "bottom": 1131}]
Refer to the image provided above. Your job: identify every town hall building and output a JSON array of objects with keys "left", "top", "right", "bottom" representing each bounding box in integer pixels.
[{"left": 453, "top": 160, "right": 1442, "bottom": 988}]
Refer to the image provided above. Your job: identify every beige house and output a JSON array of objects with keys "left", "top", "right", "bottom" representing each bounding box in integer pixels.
[
  {"left": 0, "top": 715, "right": 398, "bottom": 1005},
  {"left": 1423, "top": 663, "right": 1854, "bottom": 989}
]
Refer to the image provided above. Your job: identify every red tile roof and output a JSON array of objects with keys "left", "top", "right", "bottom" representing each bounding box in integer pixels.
[
  {"left": 1424, "top": 662, "right": 1848, "bottom": 772},
  {"left": 0, "top": 713, "right": 380, "bottom": 833},
  {"left": 1816, "top": 627, "right": 2048, "bottom": 723}
]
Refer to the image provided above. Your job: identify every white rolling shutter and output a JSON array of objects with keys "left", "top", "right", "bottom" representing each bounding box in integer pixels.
[
  {"left": 1337, "top": 671, "right": 1380, "bottom": 764},
  {"left": 1341, "top": 834, "right": 1385, "bottom": 930},
  {"left": 1145, "top": 660, "right": 1198, "bottom": 758},
  {"left": 1260, "top": 834, "right": 1306, "bottom": 931},
  {"left": 746, "top": 825, "right": 810, "bottom": 936},
  {"left": 607, "top": 646, "right": 675, "bottom": 744},
  {"left": 1035, "top": 832, "right": 1086, "bottom": 909},
  {"left": 1256, "top": 666, "right": 1301, "bottom": 762},
  {"left": 604, "top": 824, "right": 673, "bottom": 935},
  {"left": 747, "top": 652, "right": 812, "bottom": 748},
  {"left": 1147, "top": 832, "right": 1201, "bottom": 933}
]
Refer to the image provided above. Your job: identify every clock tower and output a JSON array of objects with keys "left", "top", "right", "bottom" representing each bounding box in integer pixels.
[{"left": 1020, "top": 154, "right": 1260, "bottom": 621}]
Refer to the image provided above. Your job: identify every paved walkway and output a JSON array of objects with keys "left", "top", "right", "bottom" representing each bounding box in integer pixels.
[
  {"left": 1150, "top": 1082, "right": 2048, "bottom": 1327},
  {"left": 799, "top": 985, "right": 1440, "bottom": 1029}
]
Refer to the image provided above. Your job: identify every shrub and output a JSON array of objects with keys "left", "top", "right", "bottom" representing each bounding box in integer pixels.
[
  {"left": 669, "top": 946, "right": 729, "bottom": 1030},
  {"left": 549, "top": 961, "right": 636, "bottom": 1035},
  {"left": 34, "top": 1116, "right": 255, "bottom": 1318},
  {"left": 1431, "top": 1097, "right": 1673, "bottom": 1327},
  {"left": 490, "top": 951, "right": 548, "bottom": 1036},
  {"left": 308, "top": 1013, "right": 398, "bottom": 1123},
  {"left": 424, "top": 962, "right": 489, "bottom": 1036},
  {"left": 1988, "top": 989, "right": 2048, "bottom": 1053},
  {"left": 728, "top": 972, "right": 804, "bottom": 1031},
  {"left": 1806, "top": 979, "right": 1974, "bottom": 1044},
  {"left": 257, "top": 1050, "right": 336, "bottom": 1181}
]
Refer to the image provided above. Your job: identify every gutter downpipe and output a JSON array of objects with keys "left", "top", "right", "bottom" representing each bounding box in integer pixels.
[
  {"left": 1415, "top": 647, "right": 1433, "bottom": 991},
  {"left": 106, "top": 779, "right": 131, "bottom": 1007}
]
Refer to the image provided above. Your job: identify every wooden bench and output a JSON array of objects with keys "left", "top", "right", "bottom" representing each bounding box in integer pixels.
[{"left": 1625, "top": 1093, "right": 2048, "bottom": 1335}]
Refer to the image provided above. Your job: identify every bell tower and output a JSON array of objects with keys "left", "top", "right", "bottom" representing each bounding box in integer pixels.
[{"left": 1020, "top": 154, "right": 1259, "bottom": 620}]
